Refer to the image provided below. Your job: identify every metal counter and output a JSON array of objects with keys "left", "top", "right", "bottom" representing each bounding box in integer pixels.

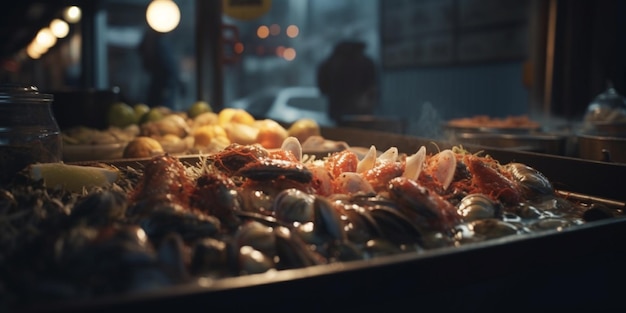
[{"left": 18, "top": 127, "right": 626, "bottom": 312}]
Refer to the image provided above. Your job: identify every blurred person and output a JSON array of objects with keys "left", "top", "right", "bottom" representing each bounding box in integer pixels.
[
  {"left": 138, "top": 28, "right": 184, "bottom": 110},
  {"left": 316, "top": 41, "right": 378, "bottom": 123}
]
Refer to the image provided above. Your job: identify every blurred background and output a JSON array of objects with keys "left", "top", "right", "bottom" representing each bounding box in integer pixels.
[{"left": 1, "top": 0, "right": 624, "bottom": 138}]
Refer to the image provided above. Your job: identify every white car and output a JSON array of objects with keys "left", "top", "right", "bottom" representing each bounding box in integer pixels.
[{"left": 228, "top": 86, "right": 335, "bottom": 127}]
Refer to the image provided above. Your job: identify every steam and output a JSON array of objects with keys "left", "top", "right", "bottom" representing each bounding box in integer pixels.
[{"left": 406, "top": 101, "right": 445, "bottom": 140}]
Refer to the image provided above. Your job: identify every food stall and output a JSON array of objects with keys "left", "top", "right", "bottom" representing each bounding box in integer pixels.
[
  {"left": 3, "top": 114, "right": 626, "bottom": 312},
  {"left": 2, "top": 1, "right": 626, "bottom": 312}
]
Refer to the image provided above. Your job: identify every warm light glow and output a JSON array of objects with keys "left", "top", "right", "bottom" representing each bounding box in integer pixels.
[
  {"left": 234, "top": 42, "right": 244, "bottom": 54},
  {"left": 64, "top": 6, "right": 82, "bottom": 24},
  {"left": 28, "top": 40, "right": 48, "bottom": 54},
  {"left": 50, "top": 19, "right": 70, "bottom": 38},
  {"left": 26, "top": 49, "right": 41, "bottom": 60},
  {"left": 134, "top": 227, "right": 148, "bottom": 242},
  {"left": 286, "top": 25, "right": 299, "bottom": 38},
  {"left": 275, "top": 45, "right": 285, "bottom": 57},
  {"left": 36, "top": 28, "right": 57, "bottom": 49},
  {"left": 257, "top": 25, "right": 269, "bottom": 39},
  {"left": 283, "top": 47, "right": 296, "bottom": 61},
  {"left": 239, "top": 246, "right": 265, "bottom": 263},
  {"left": 269, "top": 24, "right": 280, "bottom": 36},
  {"left": 146, "top": 0, "right": 181, "bottom": 33},
  {"left": 26, "top": 42, "right": 46, "bottom": 59},
  {"left": 29, "top": 41, "right": 48, "bottom": 55}
]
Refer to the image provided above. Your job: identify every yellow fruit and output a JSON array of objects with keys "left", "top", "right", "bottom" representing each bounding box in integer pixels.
[
  {"left": 159, "top": 134, "right": 188, "bottom": 154},
  {"left": 287, "top": 118, "right": 321, "bottom": 143},
  {"left": 134, "top": 103, "right": 150, "bottom": 120},
  {"left": 188, "top": 100, "right": 212, "bottom": 118},
  {"left": 107, "top": 102, "right": 137, "bottom": 128},
  {"left": 218, "top": 108, "right": 235, "bottom": 125},
  {"left": 256, "top": 119, "right": 288, "bottom": 149},
  {"left": 139, "top": 108, "right": 165, "bottom": 124},
  {"left": 193, "top": 124, "right": 228, "bottom": 147},
  {"left": 233, "top": 109, "right": 255, "bottom": 125},
  {"left": 223, "top": 122, "right": 259, "bottom": 145},
  {"left": 192, "top": 112, "right": 219, "bottom": 128},
  {"left": 218, "top": 108, "right": 255, "bottom": 125},
  {"left": 123, "top": 136, "right": 164, "bottom": 158},
  {"left": 29, "top": 162, "right": 120, "bottom": 193}
]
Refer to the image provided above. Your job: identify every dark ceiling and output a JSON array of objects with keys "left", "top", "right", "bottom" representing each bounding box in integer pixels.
[{"left": 0, "top": 0, "right": 73, "bottom": 60}]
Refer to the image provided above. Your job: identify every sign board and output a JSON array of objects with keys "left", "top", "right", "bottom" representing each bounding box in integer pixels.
[{"left": 223, "top": 0, "right": 272, "bottom": 20}]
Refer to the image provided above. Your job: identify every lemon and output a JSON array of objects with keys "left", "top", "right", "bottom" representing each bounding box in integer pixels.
[
  {"left": 139, "top": 107, "right": 165, "bottom": 124},
  {"left": 107, "top": 102, "right": 137, "bottom": 128},
  {"left": 218, "top": 108, "right": 255, "bottom": 125},
  {"left": 29, "top": 163, "right": 120, "bottom": 193},
  {"left": 193, "top": 124, "right": 228, "bottom": 147},
  {"left": 232, "top": 109, "right": 255, "bottom": 124},
  {"left": 134, "top": 103, "right": 150, "bottom": 121},
  {"left": 123, "top": 136, "right": 164, "bottom": 158},
  {"left": 256, "top": 119, "right": 288, "bottom": 149},
  {"left": 188, "top": 100, "right": 212, "bottom": 118},
  {"left": 288, "top": 118, "right": 321, "bottom": 143}
]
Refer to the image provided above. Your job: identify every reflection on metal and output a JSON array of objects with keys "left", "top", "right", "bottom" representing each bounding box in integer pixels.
[{"left": 543, "top": 0, "right": 558, "bottom": 117}]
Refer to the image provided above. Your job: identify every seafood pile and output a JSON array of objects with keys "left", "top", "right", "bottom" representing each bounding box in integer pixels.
[{"left": 0, "top": 137, "right": 616, "bottom": 310}]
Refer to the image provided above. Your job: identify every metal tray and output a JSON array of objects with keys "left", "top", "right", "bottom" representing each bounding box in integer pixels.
[
  {"left": 23, "top": 217, "right": 626, "bottom": 312},
  {"left": 17, "top": 127, "right": 626, "bottom": 312},
  {"left": 442, "top": 122, "right": 542, "bottom": 135}
]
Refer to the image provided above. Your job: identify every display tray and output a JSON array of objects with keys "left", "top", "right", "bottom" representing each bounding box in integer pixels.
[
  {"left": 442, "top": 122, "right": 542, "bottom": 135},
  {"left": 23, "top": 218, "right": 626, "bottom": 312},
  {"left": 15, "top": 128, "right": 626, "bottom": 312},
  {"left": 62, "top": 142, "right": 127, "bottom": 162}
]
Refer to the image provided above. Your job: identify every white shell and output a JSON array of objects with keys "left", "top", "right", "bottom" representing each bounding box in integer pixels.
[
  {"left": 356, "top": 145, "right": 377, "bottom": 173},
  {"left": 334, "top": 172, "right": 375, "bottom": 195},
  {"left": 403, "top": 146, "right": 426, "bottom": 180},
  {"left": 429, "top": 149, "right": 456, "bottom": 190},
  {"left": 280, "top": 136, "right": 302, "bottom": 162},
  {"left": 378, "top": 146, "right": 398, "bottom": 163}
]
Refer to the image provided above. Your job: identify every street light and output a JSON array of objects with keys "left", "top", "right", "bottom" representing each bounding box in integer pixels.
[{"left": 146, "top": 0, "right": 181, "bottom": 33}]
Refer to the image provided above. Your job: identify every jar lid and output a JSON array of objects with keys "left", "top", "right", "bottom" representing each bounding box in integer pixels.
[{"left": 0, "top": 83, "right": 53, "bottom": 104}]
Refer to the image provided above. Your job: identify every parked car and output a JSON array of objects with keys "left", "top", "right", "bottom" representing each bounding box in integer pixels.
[{"left": 227, "top": 86, "right": 335, "bottom": 127}]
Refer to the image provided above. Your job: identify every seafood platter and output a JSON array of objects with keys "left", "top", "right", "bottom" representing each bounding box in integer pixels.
[
  {"left": 442, "top": 114, "right": 572, "bottom": 156},
  {"left": 2, "top": 127, "right": 626, "bottom": 312},
  {"left": 443, "top": 114, "right": 543, "bottom": 134}
]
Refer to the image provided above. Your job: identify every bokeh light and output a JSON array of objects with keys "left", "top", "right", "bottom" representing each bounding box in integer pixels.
[
  {"left": 146, "top": 0, "right": 181, "bottom": 33},
  {"left": 35, "top": 28, "right": 56, "bottom": 49},
  {"left": 269, "top": 24, "right": 280, "bottom": 36},
  {"left": 234, "top": 42, "right": 244, "bottom": 54},
  {"left": 257, "top": 25, "right": 269, "bottom": 39},
  {"left": 63, "top": 6, "right": 82, "bottom": 24},
  {"left": 50, "top": 19, "right": 69, "bottom": 38},
  {"left": 283, "top": 47, "right": 296, "bottom": 61},
  {"left": 286, "top": 25, "right": 299, "bottom": 38}
]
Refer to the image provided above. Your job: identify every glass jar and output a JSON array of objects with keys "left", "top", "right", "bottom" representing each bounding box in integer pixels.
[
  {"left": 582, "top": 82, "right": 626, "bottom": 136},
  {"left": 0, "top": 84, "right": 62, "bottom": 185}
]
